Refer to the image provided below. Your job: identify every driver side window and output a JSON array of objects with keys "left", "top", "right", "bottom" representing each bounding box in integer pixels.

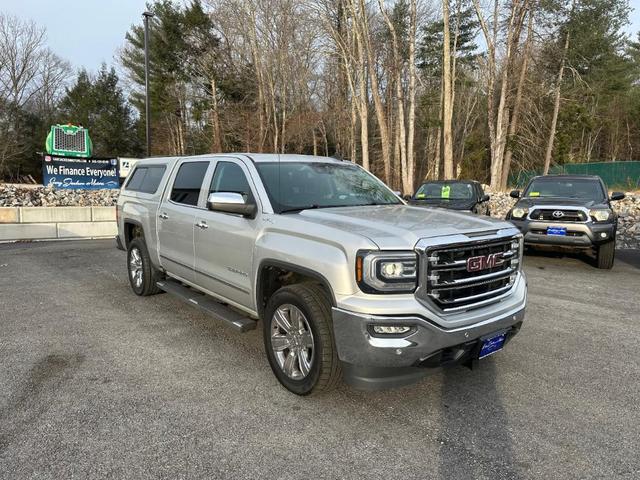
[{"left": 209, "top": 161, "right": 254, "bottom": 203}]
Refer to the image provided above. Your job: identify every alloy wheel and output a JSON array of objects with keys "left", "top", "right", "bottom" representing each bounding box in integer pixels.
[
  {"left": 270, "top": 304, "right": 315, "bottom": 380},
  {"left": 129, "top": 247, "right": 143, "bottom": 288}
]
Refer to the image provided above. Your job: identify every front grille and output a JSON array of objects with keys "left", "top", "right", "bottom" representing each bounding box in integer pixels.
[
  {"left": 424, "top": 237, "right": 520, "bottom": 312},
  {"left": 530, "top": 228, "right": 585, "bottom": 237},
  {"left": 530, "top": 209, "right": 587, "bottom": 222}
]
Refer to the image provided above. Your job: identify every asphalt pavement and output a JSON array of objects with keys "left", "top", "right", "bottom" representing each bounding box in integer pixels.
[{"left": 0, "top": 240, "right": 639, "bottom": 479}]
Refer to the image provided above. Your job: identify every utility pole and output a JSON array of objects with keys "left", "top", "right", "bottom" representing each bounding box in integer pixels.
[{"left": 143, "top": 11, "right": 154, "bottom": 157}]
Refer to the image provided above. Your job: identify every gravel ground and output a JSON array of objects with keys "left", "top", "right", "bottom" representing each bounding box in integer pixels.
[{"left": 0, "top": 240, "right": 639, "bottom": 480}]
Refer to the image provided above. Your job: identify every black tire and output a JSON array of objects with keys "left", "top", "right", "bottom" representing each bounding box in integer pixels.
[
  {"left": 263, "top": 283, "right": 342, "bottom": 395},
  {"left": 596, "top": 240, "right": 615, "bottom": 269},
  {"left": 127, "top": 238, "right": 162, "bottom": 296}
]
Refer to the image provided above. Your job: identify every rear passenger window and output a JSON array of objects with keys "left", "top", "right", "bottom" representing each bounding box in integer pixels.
[
  {"left": 125, "top": 167, "right": 146, "bottom": 191},
  {"left": 170, "top": 162, "right": 208, "bottom": 206},
  {"left": 139, "top": 166, "right": 165, "bottom": 193},
  {"left": 125, "top": 166, "right": 166, "bottom": 194}
]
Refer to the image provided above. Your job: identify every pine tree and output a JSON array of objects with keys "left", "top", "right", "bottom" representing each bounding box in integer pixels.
[{"left": 59, "top": 65, "right": 142, "bottom": 157}]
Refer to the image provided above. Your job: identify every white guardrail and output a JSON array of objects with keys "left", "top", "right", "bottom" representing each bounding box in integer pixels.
[{"left": 0, "top": 207, "right": 117, "bottom": 242}]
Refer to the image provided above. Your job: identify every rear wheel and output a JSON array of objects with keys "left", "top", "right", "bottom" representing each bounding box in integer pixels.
[
  {"left": 596, "top": 240, "right": 615, "bottom": 269},
  {"left": 127, "top": 238, "right": 162, "bottom": 295},
  {"left": 263, "top": 283, "right": 342, "bottom": 395}
]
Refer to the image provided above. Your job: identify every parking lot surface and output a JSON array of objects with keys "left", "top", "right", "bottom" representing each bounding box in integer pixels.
[{"left": 0, "top": 240, "right": 639, "bottom": 479}]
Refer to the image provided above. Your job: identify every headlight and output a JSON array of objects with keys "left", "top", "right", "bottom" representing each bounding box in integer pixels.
[
  {"left": 589, "top": 209, "right": 611, "bottom": 222},
  {"left": 511, "top": 207, "right": 528, "bottom": 219},
  {"left": 356, "top": 251, "right": 417, "bottom": 293}
]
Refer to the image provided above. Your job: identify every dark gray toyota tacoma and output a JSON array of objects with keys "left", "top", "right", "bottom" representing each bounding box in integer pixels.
[{"left": 506, "top": 174, "right": 625, "bottom": 269}]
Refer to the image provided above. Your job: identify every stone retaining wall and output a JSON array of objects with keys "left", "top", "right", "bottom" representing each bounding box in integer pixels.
[{"left": 0, "top": 207, "right": 117, "bottom": 242}]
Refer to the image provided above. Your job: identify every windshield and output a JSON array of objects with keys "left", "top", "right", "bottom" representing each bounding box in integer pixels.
[
  {"left": 414, "top": 182, "right": 474, "bottom": 200},
  {"left": 255, "top": 162, "right": 402, "bottom": 213},
  {"left": 523, "top": 178, "right": 606, "bottom": 201}
]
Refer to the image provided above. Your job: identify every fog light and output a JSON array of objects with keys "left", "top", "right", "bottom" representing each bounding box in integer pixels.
[
  {"left": 372, "top": 325, "right": 411, "bottom": 335},
  {"left": 600, "top": 232, "right": 607, "bottom": 238}
]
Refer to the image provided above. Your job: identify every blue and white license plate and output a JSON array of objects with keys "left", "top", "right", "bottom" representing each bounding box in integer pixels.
[
  {"left": 547, "top": 226, "right": 567, "bottom": 236},
  {"left": 478, "top": 332, "right": 507, "bottom": 359}
]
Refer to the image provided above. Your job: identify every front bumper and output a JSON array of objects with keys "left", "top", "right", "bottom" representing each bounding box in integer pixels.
[
  {"left": 509, "top": 219, "right": 615, "bottom": 248},
  {"left": 332, "top": 305, "right": 525, "bottom": 390}
]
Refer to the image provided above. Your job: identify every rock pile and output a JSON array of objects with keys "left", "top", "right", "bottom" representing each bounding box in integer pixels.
[
  {"left": 0, "top": 185, "right": 119, "bottom": 207},
  {"left": 486, "top": 188, "right": 640, "bottom": 250}
]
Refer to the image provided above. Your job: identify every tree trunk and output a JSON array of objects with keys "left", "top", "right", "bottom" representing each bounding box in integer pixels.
[
  {"left": 406, "top": 0, "right": 417, "bottom": 191},
  {"left": 360, "top": 0, "right": 390, "bottom": 180},
  {"left": 442, "top": 0, "right": 454, "bottom": 179},
  {"left": 501, "top": 11, "right": 533, "bottom": 188},
  {"left": 490, "top": 1, "right": 520, "bottom": 188},
  {"left": 377, "top": 0, "right": 408, "bottom": 192},
  {"left": 543, "top": 24, "right": 571, "bottom": 174},
  {"left": 210, "top": 77, "right": 222, "bottom": 153}
]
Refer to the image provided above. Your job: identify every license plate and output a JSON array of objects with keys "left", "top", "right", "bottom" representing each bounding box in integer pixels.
[
  {"left": 547, "top": 226, "right": 567, "bottom": 236},
  {"left": 479, "top": 332, "right": 507, "bottom": 359}
]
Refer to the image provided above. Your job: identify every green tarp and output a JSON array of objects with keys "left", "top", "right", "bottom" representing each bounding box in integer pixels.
[{"left": 508, "top": 162, "right": 640, "bottom": 189}]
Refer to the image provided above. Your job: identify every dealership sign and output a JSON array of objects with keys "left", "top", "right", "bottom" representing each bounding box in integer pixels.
[{"left": 42, "top": 155, "right": 120, "bottom": 190}]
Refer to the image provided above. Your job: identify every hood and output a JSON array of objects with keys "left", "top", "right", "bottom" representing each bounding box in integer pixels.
[
  {"left": 410, "top": 198, "right": 476, "bottom": 210},
  {"left": 295, "top": 205, "right": 513, "bottom": 250},
  {"left": 516, "top": 197, "right": 608, "bottom": 209}
]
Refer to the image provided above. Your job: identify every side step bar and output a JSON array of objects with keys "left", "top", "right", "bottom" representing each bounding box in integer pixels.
[{"left": 156, "top": 279, "right": 257, "bottom": 333}]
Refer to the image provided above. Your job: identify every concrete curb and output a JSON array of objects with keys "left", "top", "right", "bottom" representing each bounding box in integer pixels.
[{"left": 0, "top": 206, "right": 117, "bottom": 242}]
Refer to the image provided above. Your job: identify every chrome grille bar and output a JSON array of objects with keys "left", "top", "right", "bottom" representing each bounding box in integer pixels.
[
  {"left": 430, "top": 266, "right": 516, "bottom": 288},
  {"left": 415, "top": 229, "right": 522, "bottom": 312}
]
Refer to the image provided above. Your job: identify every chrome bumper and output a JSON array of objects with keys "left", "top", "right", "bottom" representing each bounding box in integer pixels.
[{"left": 332, "top": 306, "right": 525, "bottom": 390}]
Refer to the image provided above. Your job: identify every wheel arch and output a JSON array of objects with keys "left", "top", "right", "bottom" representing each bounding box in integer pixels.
[
  {"left": 123, "top": 219, "right": 146, "bottom": 248},
  {"left": 256, "top": 260, "right": 336, "bottom": 319}
]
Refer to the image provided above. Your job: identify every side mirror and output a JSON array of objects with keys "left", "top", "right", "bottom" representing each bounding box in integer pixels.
[
  {"left": 207, "top": 192, "right": 257, "bottom": 218},
  {"left": 509, "top": 190, "right": 521, "bottom": 199},
  {"left": 610, "top": 192, "right": 625, "bottom": 201},
  {"left": 403, "top": 194, "right": 413, "bottom": 201},
  {"left": 480, "top": 194, "right": 490, "bottom": 202}
]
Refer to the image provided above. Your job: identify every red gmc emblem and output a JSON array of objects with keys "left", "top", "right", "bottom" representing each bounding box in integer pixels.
[{"left": 466, "top": 253, "right": 504, "bottom": 272}]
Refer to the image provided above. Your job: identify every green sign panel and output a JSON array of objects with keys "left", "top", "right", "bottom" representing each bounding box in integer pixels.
[{"left": 45, "top": 124, "right": 93, "bottom": 158}]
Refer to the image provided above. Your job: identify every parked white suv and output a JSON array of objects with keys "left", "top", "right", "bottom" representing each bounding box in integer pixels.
[{"left": 116, "top": 154, "right": 527, "bottom": 395}]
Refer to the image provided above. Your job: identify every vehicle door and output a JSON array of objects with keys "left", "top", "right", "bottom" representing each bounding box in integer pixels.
[
  {"left": 157, "top": 159, "right": 210, "bottom": 283},
  {"left": 193, "top": 158, "right": 260, "bottom": 308}
]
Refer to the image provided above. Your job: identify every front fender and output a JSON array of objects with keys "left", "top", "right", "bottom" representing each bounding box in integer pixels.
[{"left": 254, "top": 230, "right": 360, "bottom": 298}]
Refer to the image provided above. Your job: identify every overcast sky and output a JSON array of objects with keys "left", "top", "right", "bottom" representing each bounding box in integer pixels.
[
  {"left": 1, "top": 0, "right": 640, "bottom": 72},
  {"left": 0, "top": 0, "right": 148, "bottom": 71}
]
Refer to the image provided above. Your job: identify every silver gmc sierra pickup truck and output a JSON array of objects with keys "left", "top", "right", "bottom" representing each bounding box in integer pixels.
[{"left": 116, "top": 154, "right": 527, "bottom": 395}]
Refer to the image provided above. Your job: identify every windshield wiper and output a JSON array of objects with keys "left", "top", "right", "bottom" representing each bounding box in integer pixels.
[
  {"left": 279, "top": 202, "right": 399, "bottom": 213},
  {"left": 279, "top": 205, "right": 322, "bottom": 214}
]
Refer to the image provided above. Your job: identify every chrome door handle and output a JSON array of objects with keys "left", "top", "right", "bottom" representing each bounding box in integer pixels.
[
  {"left": 159, "top": 213, "right": 169, "bottom": 220},
  {"left": 196, "top": 221, "right": 208, "bottom": 229}
]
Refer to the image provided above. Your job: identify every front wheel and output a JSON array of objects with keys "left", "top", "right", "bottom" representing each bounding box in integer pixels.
[
  {"left": 263, "top": 284, "right": 342, "bottom": 395},
  {"left": 595, "top": 240, "right": 615, "bottom": 269}
]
